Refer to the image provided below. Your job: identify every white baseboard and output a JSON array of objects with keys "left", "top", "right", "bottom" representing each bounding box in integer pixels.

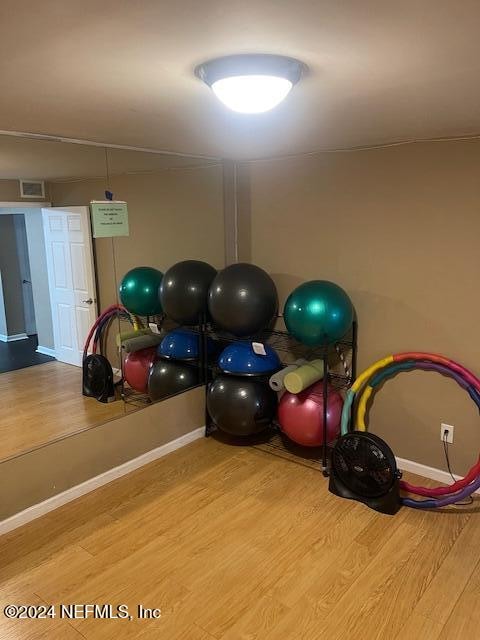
[
  {"left": 0, "top": 426, "right": 205, "bottom": 536},
  {"left": 0, "top": 332, "right": 28, "bottom": 342},
  {"left": 36, "top": 345, "right": 56, "bottom": 357},
  {"left": 396, "top": 456, "right": 480, "bottom": 495}
]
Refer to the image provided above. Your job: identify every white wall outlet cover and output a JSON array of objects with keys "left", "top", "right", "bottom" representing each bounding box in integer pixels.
[{"left": 440, "top": 423, "right": 454, "bottom": 444}]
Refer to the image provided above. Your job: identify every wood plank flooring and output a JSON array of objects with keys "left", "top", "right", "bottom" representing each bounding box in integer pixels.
[
  {"left": 0, "top": 361, "right": 127, "bottom": 461},
  {"left": 0, "top": 437, "right": 478, "bottom": 639}
]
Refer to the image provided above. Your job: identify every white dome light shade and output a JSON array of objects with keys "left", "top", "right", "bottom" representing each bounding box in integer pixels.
[
  {"left": 195, "top": 54, "right": 306, "bottom": 114},
  {"left": 211, "top": 75, "right": 293, "bottom": 113}
]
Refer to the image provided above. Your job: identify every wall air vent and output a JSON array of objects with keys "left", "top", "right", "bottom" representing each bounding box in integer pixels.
[{"left": 19, "top": 179, "right": 45, "bottom": 199}]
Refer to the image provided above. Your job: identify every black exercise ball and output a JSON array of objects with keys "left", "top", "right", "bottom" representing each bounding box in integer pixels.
[
  {"left": 208, "top": 263, "right": 278, "bottom": 336},
  {"left": 207, "top": 374, "right": 278, "bottom": 436},
  {"left": 148, "top": 359, "right": 200, "bottom": 401},
  {"left": 159, "top": 260, "right": 217, "bottom": 325}
]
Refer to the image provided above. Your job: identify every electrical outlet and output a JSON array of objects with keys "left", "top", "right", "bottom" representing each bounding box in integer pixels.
[{"left": 441, "top": 423, "right": 454, "bottom": 444}]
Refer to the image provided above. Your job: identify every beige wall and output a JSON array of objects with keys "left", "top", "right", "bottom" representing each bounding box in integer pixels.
[
  {"left": 49, "top": 165, "right": 224, "bottom": 368},
  {"left": 240, "top": 140, "right": 480, "bottom": 474},
  {"left": 0, "top": 179, "right": 25, "bottom": 202},
  {"left": 49, "top": 165, "right": 225, "bottom": 311},
  {"left": 0, "top": 215, "right": 25, "bottom": 335}
]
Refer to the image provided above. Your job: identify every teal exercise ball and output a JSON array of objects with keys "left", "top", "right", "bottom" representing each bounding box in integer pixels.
[
  {"left": 119, "top": 267, "right": 163, "bottom": 316},
  {"left": 283, "top": 280, "right": 354, "bottom": 346}
]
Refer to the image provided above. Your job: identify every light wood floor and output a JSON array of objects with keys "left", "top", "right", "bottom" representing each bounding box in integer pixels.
[
  {"left": 0, "top": 361, "right": 127, "bottom": 461},
  {"left": 0, "top": 437, "right": 478, "bottom": 639}
]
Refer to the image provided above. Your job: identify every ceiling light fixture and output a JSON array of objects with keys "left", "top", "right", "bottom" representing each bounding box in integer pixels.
[{"left": 195, "top": 54, "right": 306, "bottom": 114}]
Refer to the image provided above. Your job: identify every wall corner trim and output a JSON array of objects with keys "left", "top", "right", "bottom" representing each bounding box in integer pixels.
[{"left": 0, "top": 426, "right": 205, "bottom": 536}]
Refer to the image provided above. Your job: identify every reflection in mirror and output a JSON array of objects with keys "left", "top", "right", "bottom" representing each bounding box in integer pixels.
[
  {"left": 0, "top": 134, "right": 224, "bottom": 463},
  {"left": 0, "top": 135, "right": 118, "bottom": 463},
  {"left": 104, "top": 147, "right": 225, "bottom": 411}
]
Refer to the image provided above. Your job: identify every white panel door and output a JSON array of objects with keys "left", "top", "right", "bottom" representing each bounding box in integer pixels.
[{"left": 42, "top": 207, "right": 97, "bottom": 366}]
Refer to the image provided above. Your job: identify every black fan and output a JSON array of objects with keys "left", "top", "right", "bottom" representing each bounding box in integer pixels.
[
  {"left": 329, "top": 431, "right": 402, "bottom": 515},
  {"left": 82, "top": 354, "right": 115, "bottom": 403}
]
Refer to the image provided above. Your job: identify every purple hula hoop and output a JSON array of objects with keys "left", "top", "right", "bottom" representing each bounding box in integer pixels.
[
  {"left": 403, "top": 472, "right": 480, "bottom": 508},
  {"left": 400, "top": 361, "right": 479, "bottom": 508},
  {"left": 416, "top": 361, "right": 471, "bottom": 388}
]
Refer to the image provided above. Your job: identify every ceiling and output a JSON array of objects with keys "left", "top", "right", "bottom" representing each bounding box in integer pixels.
[{"left": 1, "top": 1, "right": 480, "bottom": 159}]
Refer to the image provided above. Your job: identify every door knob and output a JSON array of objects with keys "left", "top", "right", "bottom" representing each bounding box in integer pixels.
[
  {"left": 82, "top": 298, "right": 94, "bottom": 305},
  {"left": 22, "top": 279, "right": 31, "bottom": 284}
]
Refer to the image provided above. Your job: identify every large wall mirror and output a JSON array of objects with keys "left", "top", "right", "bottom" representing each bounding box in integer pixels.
[{"left": 0, "top": 133, "right": 225, "bottom": 464}]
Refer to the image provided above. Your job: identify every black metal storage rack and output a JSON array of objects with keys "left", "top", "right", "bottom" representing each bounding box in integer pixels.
[
  {"left": 203, "top": 319, "right": 357, "bottom": 476},
  {"left": 120, "top": 314, "right": 208, "bottom": 409}
]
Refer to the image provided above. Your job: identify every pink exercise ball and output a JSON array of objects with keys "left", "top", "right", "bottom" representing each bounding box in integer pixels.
[
  {"left": 278, "top": 382, "right": 343, "bottom": 447},
  {"left": 124, "top": 347, "right": 157, "bottom": 393}
]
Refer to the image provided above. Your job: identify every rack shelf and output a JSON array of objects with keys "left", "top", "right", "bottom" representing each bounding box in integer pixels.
[
  {"left": 204, "top": 320, "right": 357, "bottom": 475},
  {"left": 121, "top": 386, "right": 151, "bottom": 408},
  {"left": 119, "top": 312, "right": 357, "bottom": 476},
  {"left": 119, "top": 314, "right": 206, "bottom": 408}
]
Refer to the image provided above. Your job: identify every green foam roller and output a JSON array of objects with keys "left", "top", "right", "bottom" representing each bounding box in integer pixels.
[
  {"left": 122, "top": 333, "right": 163, "bottom": 353},
  {"left": 284, "top": 359, "right": 325, "bottom": 394},
  {"left": 116, "top": 328, "right": 152, "bottom": 348}
]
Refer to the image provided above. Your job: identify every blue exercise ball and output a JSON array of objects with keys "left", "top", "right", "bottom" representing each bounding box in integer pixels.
[
  {"left": 159, "top": 329, "right": 199, "bottom": 361},
  {"left": 218, "top": 342, "right": 281, "bottom": 376},
  {"left": 158, "top": 328, "right": 215, "bottom": 361}
]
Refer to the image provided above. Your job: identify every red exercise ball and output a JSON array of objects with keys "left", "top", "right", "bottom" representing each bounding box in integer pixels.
[
  {"left": 278, "top": 382, "right": 343, "bottom": 447},
  {"left": 124, "top": 347, "right": 157, "bottom": 393}
]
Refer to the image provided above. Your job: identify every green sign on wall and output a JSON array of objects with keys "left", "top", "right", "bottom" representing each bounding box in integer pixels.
[{"left": 90, "top": 201, "right": 129, "bottom": 238}]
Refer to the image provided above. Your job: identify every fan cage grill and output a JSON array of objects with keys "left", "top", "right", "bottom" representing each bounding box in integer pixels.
[{"left": 332, "top": 433, "right": 397, "bottom": 498}]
